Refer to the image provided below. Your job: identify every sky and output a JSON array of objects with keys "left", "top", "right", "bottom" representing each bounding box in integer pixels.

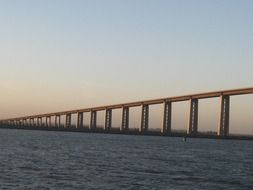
[{"left": 0, "top": 0, "right": 253, "bottom": 134}]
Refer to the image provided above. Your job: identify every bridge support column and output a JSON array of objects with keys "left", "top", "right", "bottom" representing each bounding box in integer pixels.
[
  {"left": 22, "top": 119, "right": 25, "bottom": 127},
  {"left": 15, "top": 120, "right": 18, "bottom": 127},
  {"left": 55, "top": 116, "right": 57, "bottom": 127},
  {"left": 19, "top": 120, "right": 22, "bottom": 127},
  {"left": 27, "top": 119, "right": 30, "bottom": 127},
  {"left": 45, "top": 117, "right": 48, "bottom": 127},
  {"left": 32, "top": 118, "right": 35, "bottom": 126},
  {"left": 163, "top": 101, "right": 172, "bottom": 135},
  {"left": 141, "top": 105, "right": 149, "bottom": 133},
  {"left": 77, "top": 112, "right": 84, "bottom": 128},
  {"left": 37, "top": 118, "right": 40, "bottom": 127},
  {"left": 218, "top": 95, "right": 230, "bottom": 136},
  {"left": 105, "top": 109, "right": 112, "bottom": 130},
  {"left": 39, "top": 117, "right": 43, "bottom": 127},
  {"left": 121, "top": 107, "right": 129, "bottom": 131},
  {"left": 46, "top": 116, "right": 51, "bottom": 127},
  {"left": 55, "top": 115, "right": 61, "bottom": 128},
  {"left": 65, "top": 114, "right": 72, "bottom": 128},
  {"left": 90, "top": 111, "right": 97, "bottom": 129},
  {"left": 24, "top": 119, "right": 28, "bottom": 127},
  {"left": 188, "top": 99, "right": 199, "bottom": 135},
  {"left": 27, "top": 119, "right": 30, "bottom": 126},
  {"left": 18, "top": 120, "right": 22, "bottom": 127}
]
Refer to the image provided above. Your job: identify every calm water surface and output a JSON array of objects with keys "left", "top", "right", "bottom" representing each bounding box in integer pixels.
[{"left": 0, "top": 128, "right": 252, "bottom": 190}]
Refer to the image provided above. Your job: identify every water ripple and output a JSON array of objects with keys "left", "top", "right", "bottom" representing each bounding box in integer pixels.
[{"left": 0, "top": 129, "right": 252, "bottom": 190}]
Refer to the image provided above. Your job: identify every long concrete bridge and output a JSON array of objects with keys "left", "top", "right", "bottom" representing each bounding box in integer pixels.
[{"left": 0, "top": 87, "right": 253, "bottom": 138}]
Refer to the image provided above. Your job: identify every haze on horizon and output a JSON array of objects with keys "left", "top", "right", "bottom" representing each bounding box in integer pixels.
[{"left": 0, "top": 0, "right": 253, "bottom": 134}]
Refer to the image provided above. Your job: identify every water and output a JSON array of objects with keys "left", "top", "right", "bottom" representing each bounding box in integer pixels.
[{"left": 0, "top": 129, "right": 252, "bottom": 190}]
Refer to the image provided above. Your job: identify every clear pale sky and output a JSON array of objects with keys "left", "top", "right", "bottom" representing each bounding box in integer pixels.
[{"left": 0, "top": 0, "right": 253, "bottom": 134}]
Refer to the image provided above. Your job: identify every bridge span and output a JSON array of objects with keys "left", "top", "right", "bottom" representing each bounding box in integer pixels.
[{"left": 0, "top": 87, "right": 253, "bottom": 137}]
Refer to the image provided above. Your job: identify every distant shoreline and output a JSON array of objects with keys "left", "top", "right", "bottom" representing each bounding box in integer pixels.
[{"left": 1, "top": 125, "right": 253, "bottom": 141}]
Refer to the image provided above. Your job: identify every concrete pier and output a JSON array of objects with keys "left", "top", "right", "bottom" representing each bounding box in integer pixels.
[
  {"left": 90, "top": 111, "right": 97, "bottom": 129},
  {"left": 105, "top": 109, "right": 112, "bottom": 130},
  {"left": 163, "top": 101, "right": 172, "bottom": 135},
  {"left": 141, "top": 105, "right": 149, "bottom": 133},
  {"left": 46, "top": 116, "right": 51, "bottom": 127},
  {"left": 218, "top": 95, "right": 230, "bottom": 136},
  {"left": 30, "top": 118, "right": 34, "bottom": 127},
  {"left": 188, "top": 99, "right": 199, "bottom": 135},
  {"left": 55, "top": 115, "right": 61, "bottom": 128},
  {"left": 65, "top": 114, "right": 71, "bottom": 128},
  {"left": 37, "top": 117, "right": 42, "bottom": 127},
  {"left": 121, "top": 107, "right": 129, "bottom": 131},
  {"left": 77, "top": 112, "right": 84, "bottom": 128}
]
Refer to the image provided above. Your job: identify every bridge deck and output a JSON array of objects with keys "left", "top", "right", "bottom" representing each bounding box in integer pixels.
[{"left": 1, "top": 87, "right": 253, "bottom": 121}]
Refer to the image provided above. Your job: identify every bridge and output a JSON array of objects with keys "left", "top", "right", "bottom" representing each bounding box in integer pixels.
[{"left": 0, "top": 87, "right": 253, "bottom": 138}]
